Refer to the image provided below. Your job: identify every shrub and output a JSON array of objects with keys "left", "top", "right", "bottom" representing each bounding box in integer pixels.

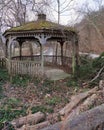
[
  {"left": 93, "top": 52, "right": 104, "bottom": 68},
  {"left": 11, "top": 75, "right": 31, "bottom": 87},
  {"left": 77, "top": 56, "right": 96, "bottom": 80},
  {"left": 0, "top": 69, "right": 9, "bottom": 83}
]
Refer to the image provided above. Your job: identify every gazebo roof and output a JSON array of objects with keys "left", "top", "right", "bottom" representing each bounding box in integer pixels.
[
  {"left": 4, "top": 14, "right": 76, "bottom": 35},
  {"left": 3, "top": 14, "right": 78, "bottom": 43},
  {"left": 8, "top": 21, "right": 65, "bottom": 31}
]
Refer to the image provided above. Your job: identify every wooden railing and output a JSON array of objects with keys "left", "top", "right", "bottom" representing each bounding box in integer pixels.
[
  {"left": 0, "top": 58, "right": 6, "bottom": 68},
  {"left": 12, "top": 55, "right": 41, "bottom": 61},
  {"left": 5, "top": 55, "right": 72, "bottom": 76},
  {"left": 12, "top": 55, "right": 72, "bottom": 66},
  {"left": 5, "top": 58, "right": 41, "bottom": 76}
]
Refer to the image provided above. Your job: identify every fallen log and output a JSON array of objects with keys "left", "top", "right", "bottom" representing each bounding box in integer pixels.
[
  {"left": 80, "top": 93, "right": 98, "bottom": 112},
  {"left": 42, "top": 104, "right": 104, "bottom": 130},
  {"left": 41, "top": 122, "right": 62, "bottom": 130},
  {"left": 11, "top": 111, "right": 45, "bottom": 128},
  {"left": 17, "top": 121, "right": 50, "bottom": 130},
  {"left": 65, "top": 94, "right": 98, "bottom": 122},
  {"left": 59, "top": 87, "right": 98, "bottom": 117}
]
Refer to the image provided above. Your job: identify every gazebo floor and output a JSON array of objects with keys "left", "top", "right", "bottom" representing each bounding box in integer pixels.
[{"left": 45, "top": 67, "right": 70, "bottom": 81}]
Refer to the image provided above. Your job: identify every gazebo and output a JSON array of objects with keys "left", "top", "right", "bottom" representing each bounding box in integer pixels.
[{"left": 3, "top": 14, "right": 79, "bottom": 76}]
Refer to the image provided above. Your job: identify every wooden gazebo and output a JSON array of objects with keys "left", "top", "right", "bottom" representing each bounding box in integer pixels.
[{"left": 3, "top": 14, "right": 79, "bottom": 76}]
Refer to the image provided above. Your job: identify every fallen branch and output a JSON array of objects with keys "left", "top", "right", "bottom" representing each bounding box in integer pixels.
[
  {"left": 90, "top": 66, "right": 104, "bottom": 83},
  {"left": 79, "top": 93, "right": 98, "bottom": 112},
  {"left": 65, "top": 93, "right": 98, "bottom": 123},
  {"left": 17, "top": 121, "right": 50, "bottom": 130},
  {"left": 59, "top": 87, "right": 98, "bottom": 117},
  {"left": 11, "top": 111, "right": 45, "bottom": 128}
]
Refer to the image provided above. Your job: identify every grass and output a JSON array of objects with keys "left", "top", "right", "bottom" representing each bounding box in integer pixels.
[
  {"left": 0, "top": 108, "right": 26, "bottom": 129},
  {"left": 0, "top": 68, "right": 9, "bottom": 83},
  {"left": 31, "top": 105, "right": 54, "bottom": 114},
  {"left": 0, "top": 69, "right": 9, "bottom": 99},
  {"left": 5, "top": 98, "right": 21, "bottom": 108},
  {"left": 0, "top": 108, "right": 26, "bottom": 122},
  {"left": 11, "top": 75, "right": 32, "bottom": 87},
  {"left": 46, "top": 97, "right": 61, "bottom": 106}
]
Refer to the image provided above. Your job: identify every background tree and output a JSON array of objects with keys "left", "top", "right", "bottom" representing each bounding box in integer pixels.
[{"left": 76, "top": 0, "right": 104, "bottom": 53}]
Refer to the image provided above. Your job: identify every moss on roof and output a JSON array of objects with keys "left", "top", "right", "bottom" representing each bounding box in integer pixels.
[
  {"left": 7, "top": 20, "right": 76, "bottom": 32},
  {"left": 8, "top": 20, "right": 61, "bottom": 31}
]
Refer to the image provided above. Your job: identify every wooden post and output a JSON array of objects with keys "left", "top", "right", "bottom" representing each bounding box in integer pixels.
[
  {"left": 18, "top": 39, "right": 24, "bottom": 60},
  {"left": 60, "top": 42, "right": 64, "bottom": 66},
  {"left": 19, "top": 42, "right": 22, "bottom": 60},
  {"left": 5, "top": 40, "right": 8, "bottom": 58},
  {"left": 40, "top": 44, "right": 44, "bottom": 73},
  {"left": 75, "top": 40, "right": 79, "bottom": 67},
  {"left": 29, "top": 42, "right": 34, "bottom": 60},
  {"left": 55, "top": 43, "right": 58, "bottom": 64},
  {"left": 12, "top": 45, "right": 15, "bottom": 57},
  {"left": 72, "top": 34, "right": 79, "bottom": 77},
  {"left": 34, "top": 34, "right": 51, "bottom": 74},
  {"left": 72, "top": 42, "right": 75, "bottom": 75}
]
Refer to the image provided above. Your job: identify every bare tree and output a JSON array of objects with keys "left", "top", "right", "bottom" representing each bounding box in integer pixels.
[
  {"left": 76, "top": 0, "right": 104, "bottom": 53},
  {"left": 0, "top": 0, "right": 29, "bottom": 55}
]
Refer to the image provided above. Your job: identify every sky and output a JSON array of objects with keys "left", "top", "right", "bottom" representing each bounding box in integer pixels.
[
  {"left": 47, "top": 0, "right": 104, "bottom": 25},
  {"left": 26, "top": 0, "right": 87, "bottom": 25},
  {"left": 2, "top": 0, "right": 104, "bottom": 31},
  {"left": 0, "top": 0, "right": 103, "bottom": 33}
]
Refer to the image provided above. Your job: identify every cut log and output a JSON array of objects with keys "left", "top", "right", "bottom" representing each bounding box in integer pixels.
[
  {"left": 80, "top": 93, "right": 98, "bottom": 112},
  {"left": 65, "top": 94, "right": 98, "bottom": 121},
  {"left": 17, "top": 121, "right": 50, "bottom": 130},
  {"left": 99, "top": 80, "right": 104, "bottom": 89},
  {"left": 11, "top": 111, "right": 45, "bottom": 128},
  {"left": 59, "top": 87, "right": 98, "bottom": 117},
  {"left": 41, "top": 122, "right": 62, "bottom": 130},
  {"left": 42, "top": 104, "right": 104, "bottom": 130}
]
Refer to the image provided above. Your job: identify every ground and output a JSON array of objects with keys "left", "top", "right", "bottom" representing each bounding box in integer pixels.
[
  {"left": 0, "top": 68, "right": 91, "bottom": 127},
  {"left": 0, "top": 62, "right": 104, "bottom": 129}
]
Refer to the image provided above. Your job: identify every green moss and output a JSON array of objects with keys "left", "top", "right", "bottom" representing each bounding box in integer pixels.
[
  {"left": 7, "top": 20, "right": 77, "bottom": 33},
  {"left": 8, "top": 21, "right": 57, "bottom": 31}
]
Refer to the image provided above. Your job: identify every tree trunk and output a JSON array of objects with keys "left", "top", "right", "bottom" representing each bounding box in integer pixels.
[{"left": 17, "top": 121, "right": 50, "bottom": 130}]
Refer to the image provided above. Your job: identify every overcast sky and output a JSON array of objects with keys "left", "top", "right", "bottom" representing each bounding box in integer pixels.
[
  {"left": 50, "top": 0, "right": 104, "bottom": 25},
  {"left": 25, "top": 0, "right": 104, "bottom": 25}
]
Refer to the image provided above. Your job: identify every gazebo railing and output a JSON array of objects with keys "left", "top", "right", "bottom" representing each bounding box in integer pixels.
[
  {"left": 5, "top": 58, "right": 41, "bottom": 76},
  {"left": 12, "top": 55, "right": 41, "bottom": 61},
  {"left": 12, "top": 55, "right": 72, "bottom": 66},
  {"left": 5, "top": 55, "right": 72, "bottom": 76}
]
